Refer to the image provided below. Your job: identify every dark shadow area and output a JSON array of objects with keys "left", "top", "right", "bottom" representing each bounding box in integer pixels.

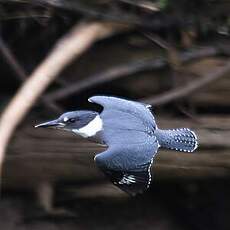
[{"left": 1, "top": 179, "right": 230, "bottom": 230}]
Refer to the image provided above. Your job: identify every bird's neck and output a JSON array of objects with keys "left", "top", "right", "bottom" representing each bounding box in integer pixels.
[{"left": 72, "top": 114, "right": 103, "bottom": 138}]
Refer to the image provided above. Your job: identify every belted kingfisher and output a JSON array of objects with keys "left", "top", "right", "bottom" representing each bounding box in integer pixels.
[{"left": 35, "top": 96, "right": 198, "bottom": 196}]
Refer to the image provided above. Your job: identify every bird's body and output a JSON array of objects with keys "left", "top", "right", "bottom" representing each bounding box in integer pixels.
[{"left": 35, "top": 96, "right": 198, "bottom": 195}]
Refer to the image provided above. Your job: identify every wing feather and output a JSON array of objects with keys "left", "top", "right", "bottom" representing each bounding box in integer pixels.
[
  {"left": 95, "top": 139, "right": 159, "bottom": 195},
  {"left": 90, "top": 96, "right": 158, "bottom": 195},
  {"left": 88, "top": 96, "right": 156, "bottom": 129}
]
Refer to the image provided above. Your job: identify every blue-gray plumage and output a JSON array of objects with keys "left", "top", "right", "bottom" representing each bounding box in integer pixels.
[{"left": 35, "top": 96, "right": 198, "bottom": 196}]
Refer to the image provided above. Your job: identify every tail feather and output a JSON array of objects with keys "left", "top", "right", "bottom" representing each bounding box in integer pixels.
[{"left": 155, "top": 128, "right": 198, "bottom": 152}]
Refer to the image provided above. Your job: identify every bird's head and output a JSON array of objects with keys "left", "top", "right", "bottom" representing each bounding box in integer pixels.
[{"left": 35, "top": 110, "right": 101, "bottom": 137}]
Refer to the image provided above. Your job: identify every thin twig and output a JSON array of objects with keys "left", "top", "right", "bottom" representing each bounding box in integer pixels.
[
  {"left": 0, "top": 37, "right": 63, "bottom": 113},
  {"left": 45, "top": 58, "right": 166, "bottom": 101},
  {"left": 45, "top": 46, "right": 220, "bottom": 101},
  {"left": 141, "top": 60, "right": 230, "bottom": 105},
  {"left": 0, "top": 37, "right": 26, "bottom": 81},
  {"left": 119, "top": 0, "right": 160, "bottom": 12},
  {"left": 142, "top": 32, "right": 169, "bottom": 50}
]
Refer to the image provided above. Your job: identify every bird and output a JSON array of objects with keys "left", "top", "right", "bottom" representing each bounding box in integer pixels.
[{"left": 35, "top": 95, "right": 198, "bottom": 196}]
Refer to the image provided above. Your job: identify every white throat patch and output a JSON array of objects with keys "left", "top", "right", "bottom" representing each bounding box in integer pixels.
[{"left": 72, "top": 115, "right": 103, "bottom": 138}]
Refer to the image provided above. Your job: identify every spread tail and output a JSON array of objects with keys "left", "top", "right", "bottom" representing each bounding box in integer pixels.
[{"left": 155, "top": 128, "right": 198, "bottom": 152}]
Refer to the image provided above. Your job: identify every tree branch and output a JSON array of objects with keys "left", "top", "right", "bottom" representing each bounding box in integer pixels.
[
  {"left": 0, "top": 21, "right": 117, "bottom": 180},
  {"left": 141, "top": 60, "right": 230, "bottom": 105},
  {"left": 45, "top": 46, "right": 220, "bottom": 101},
  {"left": 0, "top": 37, "right": 63, "bottom": 113}
]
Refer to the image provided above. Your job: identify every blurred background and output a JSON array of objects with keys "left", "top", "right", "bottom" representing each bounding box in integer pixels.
[{"left": 0, "top": 0, "right": 230, "bottom": 229}]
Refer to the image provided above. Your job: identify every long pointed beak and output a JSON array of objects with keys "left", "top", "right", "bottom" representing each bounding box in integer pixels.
[{"left": 35, "top": 119, "right": 64, "bottom": 128}]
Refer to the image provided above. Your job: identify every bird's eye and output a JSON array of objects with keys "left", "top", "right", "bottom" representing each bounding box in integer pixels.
[{"left": 69, "top": 118, "right": 76, "bottom": 123}]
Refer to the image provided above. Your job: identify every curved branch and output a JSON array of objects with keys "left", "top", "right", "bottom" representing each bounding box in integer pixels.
[{"left": 0, "top": 22, "right": 117, "bottom": 180}]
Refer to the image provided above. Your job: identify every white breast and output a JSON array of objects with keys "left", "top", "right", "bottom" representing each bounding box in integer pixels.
[{"left": 72, "top": 115, "right": 103, "bottom": 138}]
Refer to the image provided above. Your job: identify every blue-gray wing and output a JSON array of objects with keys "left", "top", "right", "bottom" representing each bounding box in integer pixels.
[
  {"left": 89, "top": 96, "right": 158, "bottom": 195},
  {"left": 94, "top": 138, "right": 159, "bottom": 195},
  {"left": 98, "top": 109, "right": 154, "bottom": 146},
  {"left": 88, "top": 96, "right": 156, "bottom": 131}
]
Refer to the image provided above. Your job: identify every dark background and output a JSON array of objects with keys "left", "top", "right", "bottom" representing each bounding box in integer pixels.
[{"left": 0, "top": 1, "right": 230, "bottom": 229}]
